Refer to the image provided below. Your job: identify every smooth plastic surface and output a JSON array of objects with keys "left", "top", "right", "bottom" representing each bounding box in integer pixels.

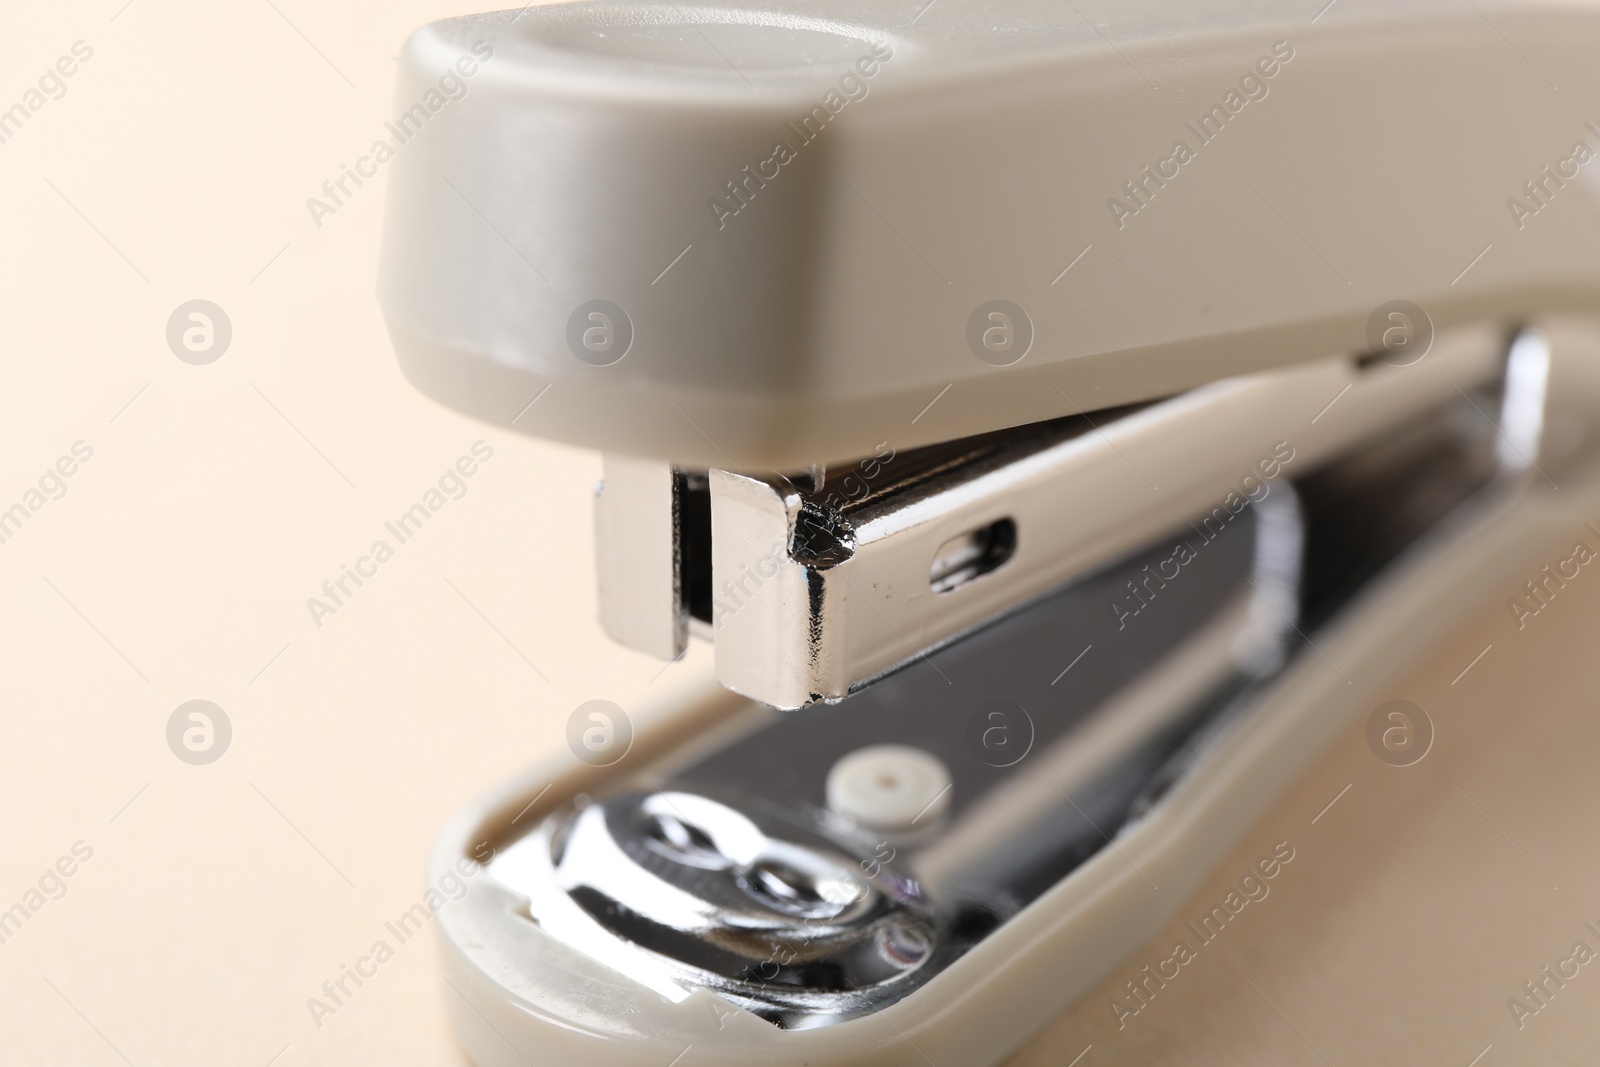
[
  {"left": 824, "top": 743, "right": 952, "bottom": 831},
  {"left": 381, "top": 0, "right": 1600, "bottom": 468}
]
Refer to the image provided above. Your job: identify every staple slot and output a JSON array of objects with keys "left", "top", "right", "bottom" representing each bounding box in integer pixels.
[
  {"left": 930, "top": 518, "right": 1016, "bottom": 594},
  {"left": 679, "top": 471, "right": 714, "bottom": 623}
]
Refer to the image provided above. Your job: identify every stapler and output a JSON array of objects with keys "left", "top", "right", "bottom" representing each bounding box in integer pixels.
[{"left": 377, "top": 1, "right": 1600, "bottom": 1063}]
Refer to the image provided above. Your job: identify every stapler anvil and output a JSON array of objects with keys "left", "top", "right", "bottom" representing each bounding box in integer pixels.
[{"left": 377, "top": 2, "right": 1600, "bottom": 1063}]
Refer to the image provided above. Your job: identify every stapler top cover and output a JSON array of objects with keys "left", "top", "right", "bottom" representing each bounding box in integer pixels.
[{"left": 379, "top": 0, "right": 1600, "bottom": 468}]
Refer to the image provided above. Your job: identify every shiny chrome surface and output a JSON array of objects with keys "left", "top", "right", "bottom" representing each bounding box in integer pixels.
[
  {"left": 489, "top": 365, "right": 1516, "bottom": 1029},
  {"left": 496, "top": 476, "right": 1305, "bottom": 1027},
  {"left": 501, "top": 789, "right": 938, "bottom": 1029},
  {"left": 707, "top": 328, "right": 1503, "bottom": 708},
  {"left": 594, "top": 455, "right": 685, "bottom": 660}
]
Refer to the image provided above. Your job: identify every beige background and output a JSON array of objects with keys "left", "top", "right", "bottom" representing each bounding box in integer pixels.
[
  {"left": 1, "top": 3, "right": 712, "bottom": 1064},
  {"left": 1, "top": 2, "right": 1598, "bottom": 1065}
]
